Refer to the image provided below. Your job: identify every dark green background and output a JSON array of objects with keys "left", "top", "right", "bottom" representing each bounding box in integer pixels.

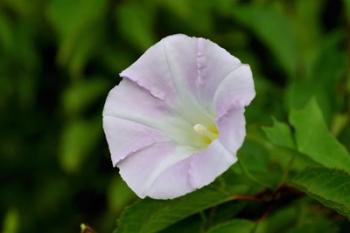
[{"left": 1, "top": 0, "right": 350, "bottom": 232}]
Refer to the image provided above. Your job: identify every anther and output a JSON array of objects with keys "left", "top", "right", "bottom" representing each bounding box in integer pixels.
[{"left": 193, "top": 124, "right": 217, "bottom": 140}]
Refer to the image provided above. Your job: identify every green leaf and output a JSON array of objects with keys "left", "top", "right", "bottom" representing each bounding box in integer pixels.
[
  {"left": 292, "top": 0, "right": 324, "bottom": 72},
  {"left": 290, "top": 167, "right": 350, "bottom": 218},
  {"left": 345, "top": 0, "right": 350, "bottom": 21},
  {"left": 159, "top": 216, "right": 202, "bottom": 233},
  {"left": 232, "top": 6, "right": 298, "bottom": 77},
  {"left": 114, "top": 172, "right": 261, "bottom": 233},
  {"left": 207, "top": 219, "right": 255, "bottom": 233},
  {"left": 255, "top": 198, "right": 338, "bottom": 233},
  {"left": 108, "top": 177, "right": 136, "bottom": 213},
  {"left": 0, "top": 0, "right": 36, "bottom": 17},
  {"left": 0, "top": 13, "right": 13, "bottom": 50},
  {"left": 2, "top": 208, "right": 19, "bottom": 233},
  {"left": 289, "top": 99, "right": 350, "bottom": 174},
  {"left": 62, "top": 78, "right": 110, "bottom": 115},
  {"left": 309, "top": 33, "right": 346, "bottom": 122},
  {"left": 263, "top": 118, "right": 295, "bottom": 149},
  {"left": 208, "top": 202, "right": 247, "bottom": 227},
  {"left": 48, "top": 0, "right": 107, "bottom": 77},
  {"left": 238, "top": 140, "right": 283, "bottom": 189},
  {"left": 287, "top": 221, "right": 338, "bottom": 233},
  {"left": 255, "top": 203, "right": 298, "bottom": 233},
  {"left": 60, "top": 118, "right": 101, "bottom": 173},
  {"left": 160, "top": 0, "right": 213, "bottom": 34},
  {"left": 286, "top": 32, "right": 346, "bottom": 121},
  {"left": 116, "top": 3, "right": 156, "bottom": 50}
]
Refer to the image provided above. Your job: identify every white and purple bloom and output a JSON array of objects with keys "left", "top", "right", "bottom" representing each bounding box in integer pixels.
[{"left": 103, "top": 34, "right": 255, "bottom": 199}]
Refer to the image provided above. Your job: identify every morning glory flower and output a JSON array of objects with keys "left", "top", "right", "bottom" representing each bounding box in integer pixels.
[{"left": 103, "top": 34, "right": 255, "bottom": 199}]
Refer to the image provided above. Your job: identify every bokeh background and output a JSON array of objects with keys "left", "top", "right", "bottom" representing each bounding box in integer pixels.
[{"left": 1, "top": 0, "right": 350, "bottom": 232}]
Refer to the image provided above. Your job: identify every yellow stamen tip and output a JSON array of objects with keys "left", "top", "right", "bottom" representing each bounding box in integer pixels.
[{"left": 193, "top": 123, "right": 217, "bottom": 141}]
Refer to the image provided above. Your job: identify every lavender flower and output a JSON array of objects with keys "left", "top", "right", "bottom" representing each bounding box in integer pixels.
[{"left": 103, "top": 34, "right": 255, "bottom": 199}]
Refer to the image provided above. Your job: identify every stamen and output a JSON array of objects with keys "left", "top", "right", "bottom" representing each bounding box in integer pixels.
[{"left": 193, "top": 124, "right": 217, "bottom": 141}]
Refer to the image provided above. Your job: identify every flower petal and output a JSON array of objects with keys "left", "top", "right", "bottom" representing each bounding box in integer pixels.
[
  {"left": 103, "top": 116, "right": 168, "bottom": 165},
  {"left": 213, "top": 65, "right": 255, "bottom": 118},
  {"left": 216, "top": 107, "right": 246, "bottom": 153},
  {"left": 103, "top": 79, "right": 172, "bottom": 127},
  {"left": 117, "top": 142, "right": 194, "bottom": 199},
  {"left": 189, "top": 140, "right": 237, "bottom": 189},
  {"left": 120, "top": 35, "right": 196, "bottom": 104},
  {"left": 120, "top": 34, "right": 213, "bottom": 125},
  {"left": 195, "top": 38, "right": 242, "bottom": 110},
  {"left": 103, "top": 79, "right": 209, "bottom": 150},
  {"left": 119, "top": 42, "right": 175, "bottom": 102},
  {"left": 146, "top": 158, "right": 193, "bottom": 199}
]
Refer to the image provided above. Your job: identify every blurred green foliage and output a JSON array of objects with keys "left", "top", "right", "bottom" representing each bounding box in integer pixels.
[{"left": 1, "top": 0, "right": 350, "bottom": 233}]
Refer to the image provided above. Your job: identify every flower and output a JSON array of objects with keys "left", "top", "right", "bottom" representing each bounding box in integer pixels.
[{"left": 103, "top": 34, "right": 255, "bottom": 199}]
